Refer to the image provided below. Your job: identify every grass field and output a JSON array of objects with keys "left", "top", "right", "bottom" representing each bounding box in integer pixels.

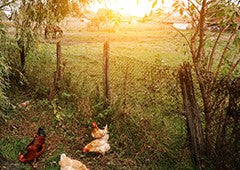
[
  {"left": 42, "top": 29, "right": 190, "bottom": 99},
  {"left": 1, "top": 28, "right": 224, "bottom": 169},
  {"left": 58, "top": 30, "right": 189, "bottom": 64}
]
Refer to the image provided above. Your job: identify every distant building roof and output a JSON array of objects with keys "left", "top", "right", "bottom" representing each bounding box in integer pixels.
[{"left": 162, "top": 13, "right": 190, "bottom": 24}]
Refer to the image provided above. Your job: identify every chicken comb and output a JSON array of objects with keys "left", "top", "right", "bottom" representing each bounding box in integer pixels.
[{"left": 92, "top": 122, "right": 97, "bottom": 127}]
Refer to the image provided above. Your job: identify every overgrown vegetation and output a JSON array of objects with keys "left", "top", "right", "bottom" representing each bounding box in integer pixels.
[
  {"left": 0, "top": 23, "right": 9, "bottom": 112},
  {"left": 175, "top": 0, "right": 240, "bottom": 168},
  {"left": 0, "top": 13, "right": 18, "bottom": 113},
  {"left": 0, "top": 0, "right": 239, "bottom": 169}
]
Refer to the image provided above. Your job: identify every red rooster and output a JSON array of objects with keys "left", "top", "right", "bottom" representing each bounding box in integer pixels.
[{"left": 19, "top": 128, "right": 46, "bottom": 164}]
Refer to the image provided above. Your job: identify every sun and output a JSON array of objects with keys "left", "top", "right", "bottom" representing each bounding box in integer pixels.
[{"left": 89, "top": 0, "right": 173, "bottom": 17}]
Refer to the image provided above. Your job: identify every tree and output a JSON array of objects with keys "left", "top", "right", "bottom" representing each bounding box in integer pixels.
[
  {"left": 13, "top": 0, "right": 47, "bottom": 72},
  {"left": 173, "top": 0, "right": 240, "bottom": 168},
  {"left": 10, "top": 0, "right": 91, "bottom": 72},
  {"left": 1, "top": 0, "right": 96, "bottom": 74},
  {"left": 70, "top": 0, "right": 81, "bottom": 17},
  {"left": 46, "top": 0, "right": 70, "bottom": 23},
  {"left": 88, "top": 8, "right": 121, "bottom": 32}
]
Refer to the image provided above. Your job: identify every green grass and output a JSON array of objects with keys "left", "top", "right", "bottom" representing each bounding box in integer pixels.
[
  {"left": 4, "top": 28, "right": 234, "bottom": 169},
  {"left": 57, "top": 30, "right": 190, "bottom": 65},
  {"left": 40, "top": 29, "right": 190, "bottom": 102},
  {"left": 28, "top": 30, "right": 191, "bottom": 169},
  {"left": 0, "top": 137, "right": 30, "bottom": 160},
  {"left": 0, "top": 137, "right": 31, "bottom": 169}
]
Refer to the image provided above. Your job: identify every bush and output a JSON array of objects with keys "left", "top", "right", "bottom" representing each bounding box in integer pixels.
[
  {"left": 0, "top": 21, "right": 13, "bottom": 112},
  {"left": 25, "top": 43, "right": 55, "bottom": 97}
]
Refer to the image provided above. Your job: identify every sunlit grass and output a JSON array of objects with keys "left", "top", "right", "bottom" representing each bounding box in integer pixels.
[{"left": 60, "top": 30, "right": 189, "bottom": 66}]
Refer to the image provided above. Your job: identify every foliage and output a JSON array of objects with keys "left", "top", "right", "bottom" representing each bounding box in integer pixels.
[
  {"left": 0, "top": 15, "right": 13, "bottom": 113},
  {"left": 70, "top": 0, "right": 81, "bottom": 17},
  {"left": 25, "top": 43, "right": 55, "bottom": 95},
  {"left": 46, "top": 0, "right": 70, "bottom": 23},
  {"left": 12, "top": 0, "right": 48, "bottom": 72},
  {"left": 173, "top": 0, "right": 240, "bottom": 168},
  {"left": 88, "top": 8, "right": 121, "bottom": 32},
  {"left": 3, "top": 0, "right": 240, "bottom": 168},
  {"left": 11, "top": 0, "right": 81, "bottom": 72}
]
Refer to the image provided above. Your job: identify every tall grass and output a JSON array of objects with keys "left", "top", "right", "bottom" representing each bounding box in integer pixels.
[
  {"left": 25, "top": 43, "right": 56, "bottom": 98},
  {"left": 0, "top": 21, "right": 19, "bottom": 113},
  {"left": 6, "top": 31, "right": 194, "bottom": 168}
]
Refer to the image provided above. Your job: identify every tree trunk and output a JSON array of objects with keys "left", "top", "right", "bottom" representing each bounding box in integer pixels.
[
  {"left": 179, "top": 62, "right": 206, "bottom": 169},
  {"left": 17, "top": 40, "right": 25, "bottom": 73}
]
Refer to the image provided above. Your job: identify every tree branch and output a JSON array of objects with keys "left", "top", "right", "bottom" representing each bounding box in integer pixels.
[
  {"left": 213, "top": 31, "right": 236, "bottom": 84},
  {"left": 0, "top": 0, "right": 15, "bottom": 9},
  {"left": 207, "top": 0, "right": 214, "bottom": 5},
  {"left": 170, "top": 24, "right": 191, "bottom": 51},
  {"left": 225, "top": 56, "right": 240, "bottom": 80},
  {"left": 207, "top": 24, "right": 229, "bottom": 72},
  {"left": 188, "top": 0, "right": 200, "bottom": 14},
  {"left": 190, "top": 26, "right": 199, "bottom": 58},
  {"left": 196, "top": 0, "right": 207, "bottom": 63}
]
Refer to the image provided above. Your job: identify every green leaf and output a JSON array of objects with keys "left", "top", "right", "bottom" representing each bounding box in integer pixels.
[{"left": 152, "top": 0, "right": 158, "bottom": 9}]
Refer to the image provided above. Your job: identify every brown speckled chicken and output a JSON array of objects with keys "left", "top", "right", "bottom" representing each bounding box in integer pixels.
[
  {"left": 83, "top": 133, "right": 110, "bottom": 155},
  {"left": 91, "top": 122, "right": 108, "bottom": 139}
]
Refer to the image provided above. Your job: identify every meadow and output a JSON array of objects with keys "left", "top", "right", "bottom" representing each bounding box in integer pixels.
[
  {"left": 1, "top": 0, "right": 240, "bottom": 168},
  {"left": 1, "top": 26, "right": 227, "bottom": 169}
]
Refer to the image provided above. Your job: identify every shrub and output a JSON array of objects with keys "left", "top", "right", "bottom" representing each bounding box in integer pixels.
[
  {"left": 25, "top": 43, "right": 55, "bottom": 97},
  {"left": 0, "top": 21, "right": 13, "bottom": 113}
]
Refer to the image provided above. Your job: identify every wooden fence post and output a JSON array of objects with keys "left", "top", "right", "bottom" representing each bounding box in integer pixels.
[
  {"left": 49, "top": 40, "right": 62, "bottom": 101},
  {"left": 56, "top": 40, "right": 62, "bottom": 82},
  {"left": 103, "top": 40, "right": 110, "bottom": 106},
  {"left": 122, "top": 66, "right": 129, "bottom": 112},
  {"left": 179, "top": 62, "right": 206, "bottom": 169}
]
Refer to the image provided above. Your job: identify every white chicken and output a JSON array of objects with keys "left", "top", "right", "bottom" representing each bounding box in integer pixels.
[{"left": 59, "top": 153, "right": 89, "bottom": 170}]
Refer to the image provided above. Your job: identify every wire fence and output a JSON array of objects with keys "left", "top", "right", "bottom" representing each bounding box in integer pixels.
[
  {"left": 61, "top": 41, "right": 183, "bottom": 116},
  {"left": 53, "top": 39, "right": 239, "bottom": 169}
]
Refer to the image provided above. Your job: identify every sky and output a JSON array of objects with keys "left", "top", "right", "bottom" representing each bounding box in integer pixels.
[{"left": 90, "top": 0, "right": 175, "bottom": 17}]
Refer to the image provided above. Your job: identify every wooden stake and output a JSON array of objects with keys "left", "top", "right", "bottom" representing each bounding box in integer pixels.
[
  {"left": 103, "top": 40, "right": 110, "bottom": 106},
  {"left": 179, "top": 62, "right": 206, "bottom": 169},
  {"left": 49, "top": 41, "right": 62, "bottom": 101}
]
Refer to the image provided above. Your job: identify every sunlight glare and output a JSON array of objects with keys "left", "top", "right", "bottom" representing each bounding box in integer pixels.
[{"left": 90, "top": 0, "right": 173, "bottom": 17}]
